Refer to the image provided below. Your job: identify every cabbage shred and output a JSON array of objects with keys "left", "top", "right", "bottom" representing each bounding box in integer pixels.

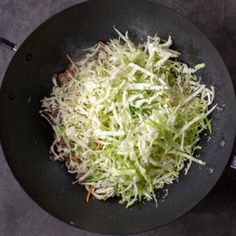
[{"left": 41, "top": 28, "right": 215, "bottom": 207}]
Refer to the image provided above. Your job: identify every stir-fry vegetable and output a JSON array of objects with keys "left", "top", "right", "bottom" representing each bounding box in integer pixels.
[{"left": 40, "top": 28, "right": 215, "bottom": 207}]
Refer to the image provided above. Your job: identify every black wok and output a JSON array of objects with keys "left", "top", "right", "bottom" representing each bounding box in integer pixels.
[{"left": 0, "top": 0, "right": 236, "bottom": 234}]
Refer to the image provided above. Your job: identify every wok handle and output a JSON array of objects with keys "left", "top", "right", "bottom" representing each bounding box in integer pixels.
[{"left": 0, "top": 37, "right": 17, "bottom": 51}]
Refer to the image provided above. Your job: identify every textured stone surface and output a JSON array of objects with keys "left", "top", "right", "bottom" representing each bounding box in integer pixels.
[{"left": 0, "top": 1, "right": 236, "bottom": 236}]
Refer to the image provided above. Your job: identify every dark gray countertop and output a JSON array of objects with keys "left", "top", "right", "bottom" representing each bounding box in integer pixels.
[{"left": 1, "top": 1, "right": 236, "bottom": 236}]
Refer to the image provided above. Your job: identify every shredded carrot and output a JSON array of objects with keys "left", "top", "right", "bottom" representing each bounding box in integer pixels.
[
  {"left": 71, "top": 154, "right": 81, "bottom": 164},
  {"left": 66, "top": 68, "right": 74, "bottom": 77},
  {"left": 66, "top": 54, "right": 77, "bottom": 68},
  {"left": 86, "top": 186, "right": 94, "bottom": 203}
]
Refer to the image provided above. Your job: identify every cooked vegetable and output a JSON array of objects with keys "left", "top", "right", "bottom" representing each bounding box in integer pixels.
[{"left": 40, "top": 28, "right": 215, "bottom": 207}]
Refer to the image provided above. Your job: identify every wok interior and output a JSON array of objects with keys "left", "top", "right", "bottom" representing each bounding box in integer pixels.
[{"left": 0, "top": 0, "right": 235, "bottom": 234}]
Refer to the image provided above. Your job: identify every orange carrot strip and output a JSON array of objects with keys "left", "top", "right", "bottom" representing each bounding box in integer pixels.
[
  {"left": 86, "top": 186, "right": 94, "bottom": 203},
  {"left": 66, "top": 69, "right": 74, "bottom": 77},
  {"left": 71, "top": 154, "right": 81, "bottom": 164}
]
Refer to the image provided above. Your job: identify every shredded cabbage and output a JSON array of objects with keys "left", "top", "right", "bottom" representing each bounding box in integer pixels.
[{"left": 40, "top": 28, "right": 215, "bottom": 207}]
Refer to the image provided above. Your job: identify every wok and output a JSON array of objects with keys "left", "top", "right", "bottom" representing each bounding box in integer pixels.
[{"left": 0, "top": 0, "right": 236, "bottom": 234}]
